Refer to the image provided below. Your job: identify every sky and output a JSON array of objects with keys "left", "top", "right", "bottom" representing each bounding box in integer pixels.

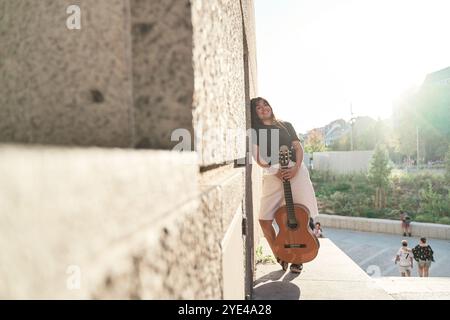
[{"left": 254, "top": 0, "right": 450, "bottom": 133}]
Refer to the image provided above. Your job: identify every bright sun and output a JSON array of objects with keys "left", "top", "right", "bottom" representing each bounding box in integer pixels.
[{"left": 255, "top": 0, "right": 450, "bottom": 132}]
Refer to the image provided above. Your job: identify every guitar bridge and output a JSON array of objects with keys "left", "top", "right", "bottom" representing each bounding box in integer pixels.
[{"left": 284, "top": 244, "right": 307, "bottom": 248}]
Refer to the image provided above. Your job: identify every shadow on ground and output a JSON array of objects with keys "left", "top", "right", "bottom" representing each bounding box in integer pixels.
[{"left": 253, "top": 267, "right": 301, "bottom": 300}]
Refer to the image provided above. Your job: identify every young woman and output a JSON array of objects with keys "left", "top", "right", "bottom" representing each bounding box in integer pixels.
[
  {"left": 250, "top": 97, "right": 319, "bottom": 274},
  {"left": 412, "top": 237, "right": 435, "bottom": 277}
]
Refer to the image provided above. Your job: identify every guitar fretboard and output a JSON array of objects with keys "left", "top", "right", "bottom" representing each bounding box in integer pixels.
[{"left": 281, "top": 166, "right": 296, "bottom": 225}]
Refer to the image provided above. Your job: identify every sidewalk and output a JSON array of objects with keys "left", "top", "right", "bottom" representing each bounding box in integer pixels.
[{"left": 253, "top": 237, "right": 393, "bottom": 300}]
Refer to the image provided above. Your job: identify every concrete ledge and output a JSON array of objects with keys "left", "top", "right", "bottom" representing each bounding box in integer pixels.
[
  {"left": 0, "top": 144, "right": 206, "bottom": 299},
  {"left": 316, "top": 214, "right": 450, "bottom": 240},
  {"left": 375, "top": 277, "right": 450, "bottom": 300}
]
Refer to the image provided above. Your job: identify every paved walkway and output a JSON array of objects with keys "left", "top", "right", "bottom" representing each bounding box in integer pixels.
[
  {"left": 253, "top": 238, "right": 393, "bottom": 300},
  {"left": 253, "top": 234, "right": 450, "bottom": 300},
  {"left": 323, "top": 228, "right": 450, "bottom": 277}
]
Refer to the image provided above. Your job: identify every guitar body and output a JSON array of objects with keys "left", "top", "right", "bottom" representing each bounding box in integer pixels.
[
  {"left": 273, "top": 203, "right": 320, "bottom": 264},
  {"left": 273, "top": 145, "right": 320, "bottom": 265}
]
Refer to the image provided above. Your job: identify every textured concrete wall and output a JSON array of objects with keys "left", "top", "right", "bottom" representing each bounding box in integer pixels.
[
  {"left": 192, "top": 0, "right": 246, "bottom": 166},
  {"left": 317, "top": 214, "right": 450, "bottom": 240},
  {"left": 0, "top": 0, "right": 259, "bottom": 300},
  {"left": 199, "top": 163, "right": 246, "bottom": 299},
  {"left": 241, "top": 0, "right": 258, "bottom": 97},
  {"left": 130, "top": 0, "right": 194, "bottom": 149},
  {"left": 0, "top": 145, "right": 229, "bottom": 299},
  {"left": 0, "top": 0, "right": 134, "bottom": 147},
  {"left": 0, "top": 0, "right": 254, "bottom": 156}
]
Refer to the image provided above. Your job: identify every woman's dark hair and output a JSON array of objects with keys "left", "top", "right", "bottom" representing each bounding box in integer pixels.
[
  {"left": 420, "top": 237, "right": 427, "bottom": 243},
  {"left": 250, "top": 97, "right": 289, "bottom": 132}
]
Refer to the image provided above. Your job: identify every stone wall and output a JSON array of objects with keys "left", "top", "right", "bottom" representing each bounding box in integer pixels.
[
  {"left": 0, "top": 0, "right": 259, "bottom": 299},
  {"left": 0, "top": 145, "right": 203, "bottom": 298},
  {"left": 0, "top": 0, "right": 134, "bottom": 147},
  {"left": 192, "top": 0, "right": 246, "bottom": 166},
  {"left": 130, "top": 0, "right": 194, "bottom": 150}
]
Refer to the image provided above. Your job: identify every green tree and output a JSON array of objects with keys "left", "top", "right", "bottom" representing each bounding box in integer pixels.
[
  {"left": 305, "top": 129, "right": 326, "bottom": 153},
  {"left": 368, "top": 144, "right": 392, "bottom": 208},
  {"left": 328, "top": 132, "right": 350, "bottom": 151}
]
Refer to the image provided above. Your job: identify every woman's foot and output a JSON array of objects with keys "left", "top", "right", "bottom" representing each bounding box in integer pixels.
[
  {"left": 290, "top": 263, "right": 303, "bottom": 274},
  {"left": 276, "top": 257, "right": 288, "bottom": 271}
]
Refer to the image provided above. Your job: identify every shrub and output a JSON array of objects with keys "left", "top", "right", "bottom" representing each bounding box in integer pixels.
[
  {"left": 255, "top": 245, "right": 276, "bottom": 264},
  {"left": 363, "top": 209, "right": 378, "bottom": 218},
  {"left": 414, "top": 214, "right": 435, "bottom": 223},
  {"left": 419, "top": 183, "right": 448, "bottom": 217},
  {"left": 438, "top": 217, "right": 450, "bottom": 225},
  {"left": 311, "top": 165, "right": 448, "bottom": 224},
  {"left": 334, "top": 182, "right": 352, "bottom": 192}
]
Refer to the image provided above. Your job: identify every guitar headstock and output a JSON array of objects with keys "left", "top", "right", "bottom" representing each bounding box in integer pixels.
[{"left": 279, "top": 145, "right": 291, "bottom": 167}]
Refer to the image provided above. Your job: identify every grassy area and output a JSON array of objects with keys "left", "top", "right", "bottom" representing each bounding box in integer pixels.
[
  {"left": 311, "top": 170, "right": 450, "bottom": 225},
  {"left": 255, "top": 245, "right": 276, "bottom": 265}
]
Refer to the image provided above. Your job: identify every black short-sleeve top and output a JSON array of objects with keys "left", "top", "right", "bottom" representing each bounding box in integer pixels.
[{"left": 252, "top": 121, "right": 300, "bottom": 165}]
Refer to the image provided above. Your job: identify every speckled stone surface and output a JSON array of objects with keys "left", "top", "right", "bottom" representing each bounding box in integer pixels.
[
  {"left": 130, "top": 0, "right": 194, "bottom": 150},
  {"left": 192, "top": 0, "right": 246, "bottom": 166},
  {"left": 0, "top": 0, "right": 260, "bottom": 300},
  {"left": 0, "top": 0, "right": 255, "bottom": 157},
  {"left": 0, "top": 145, "right": 206, "bottom": 299},
  {"left": 241, "top": 0, "right": 258, "bottom": 97},
  {"left": 0, "top": 0, "right": 134, "bottom": 147}
]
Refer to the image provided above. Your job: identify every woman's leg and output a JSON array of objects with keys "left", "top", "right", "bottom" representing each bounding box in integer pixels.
[
  {"left": 259, "top": 219, "right": 288, "bottom": 271},
  {"left": 406, "top": 269, "right": 411, "bottom": 277},
  {"left": 418, "top": 266, "right": 424, "bottom": 277},
  {"left": 259, "top": 219, "right": 277, "bottom": 254},
  {"left": 424, "top": 266, "right": 429, "bottom": 277}
]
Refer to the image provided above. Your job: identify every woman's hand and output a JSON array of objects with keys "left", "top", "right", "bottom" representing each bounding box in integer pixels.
[
  {"left": 275, "top": 169, "right": 283, "bottom": 181},
  {"left": 277, "top": 166, "right": 299, "bottom": 181}
]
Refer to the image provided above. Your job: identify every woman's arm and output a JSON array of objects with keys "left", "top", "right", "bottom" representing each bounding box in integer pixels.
[
  {"left": 251, "top": 144, "right": 270, "bottom": 168},
  {"left": 252, "top": 144, "right": 284, "bottom": 179},
  {"left": 292, "top": 140, "right": 304, "bottom": 169},
  {"left": 280, "top": 141, "right": 304, "bottom": 180}
]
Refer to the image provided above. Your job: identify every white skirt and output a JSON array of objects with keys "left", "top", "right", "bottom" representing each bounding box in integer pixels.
[{"left": 259, "top": 162, "right": 319, "bottom": 221}]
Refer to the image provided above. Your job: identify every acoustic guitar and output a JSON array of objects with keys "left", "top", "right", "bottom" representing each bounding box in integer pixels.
[{"left": 273, "top": 145, "right": 320, "bottom": 264}]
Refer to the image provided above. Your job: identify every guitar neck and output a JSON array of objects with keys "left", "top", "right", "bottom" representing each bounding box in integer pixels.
[{"left": 281, "top": 166, "right": 295, "bottom": 220}]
